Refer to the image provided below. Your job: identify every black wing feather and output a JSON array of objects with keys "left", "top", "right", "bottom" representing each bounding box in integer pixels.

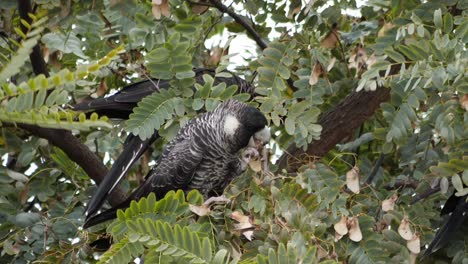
[
  {"left": 422, "top": 193, "right": 468, "bottom": 258},
  {"left": 72, "top": 68, "right": 254, "bottom": 119},
  {"left": 84, "top": 133, "right": 158, "bottom": 218}
]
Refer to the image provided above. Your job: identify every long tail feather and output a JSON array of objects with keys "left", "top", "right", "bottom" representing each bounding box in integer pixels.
[
  {"left": 83, "top": 206, "right": 122, "bottom": 228},
  {"left": 84, "top": 133, "right": 158, "bottom": 218}
]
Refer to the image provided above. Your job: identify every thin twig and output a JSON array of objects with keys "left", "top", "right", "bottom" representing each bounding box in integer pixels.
[
  {"left": 208, "top": 0, "right": 267, "bottom": 50},
  {"left": 410, "top": 186, "right": 441, "bottom": 205},
  {"left": 383, "top": 179, "right": 419, "bottom": 190},
  {"left": 186, "top": 0, "right": 214, "bottom": 7},
  {"left": 365, "top": 153, "right": 385, "bottom": 184}
]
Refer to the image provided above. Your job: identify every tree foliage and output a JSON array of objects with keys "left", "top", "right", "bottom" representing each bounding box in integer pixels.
[{"left": 0, "top": 0, "right": 467, "bottom": 263}]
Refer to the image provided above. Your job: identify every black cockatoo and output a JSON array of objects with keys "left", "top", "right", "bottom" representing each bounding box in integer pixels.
[
  {"left": 422, "top": 190, "right": 468, "bottom": 258},
  {"left": 74, "top": 69, "right": 256, "bottom": 221},
  {"left": 83, "top": 99, "right": 270, "bottom": 228}
]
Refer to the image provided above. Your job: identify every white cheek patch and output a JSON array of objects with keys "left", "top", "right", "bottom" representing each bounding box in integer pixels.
[
  {"left": 224, "top": 114, "right": 240, "bottom": 136},
  {"left": 254, "top": 126, "right": 271, "bottom": 143}
]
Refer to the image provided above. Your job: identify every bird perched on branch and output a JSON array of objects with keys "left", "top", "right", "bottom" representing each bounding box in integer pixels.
[
  {"left": 84, "top": 99, "right": 270, "bottom": 228},
  {"left": 73, "top": 69, "right": 256, "bottom": 221}
]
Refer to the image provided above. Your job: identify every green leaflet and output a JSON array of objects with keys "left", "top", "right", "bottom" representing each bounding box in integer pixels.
[{"left": 124, "top": 88, "right": 180, "bottom": 140}]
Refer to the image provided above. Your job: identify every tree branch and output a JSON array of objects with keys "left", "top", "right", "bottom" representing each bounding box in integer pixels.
[
  {"left": 410, "top": 186, "right": 441, "bottom": 205},
  {"left": 17, "top": 0, "right": 49, "bottom": 77},
  {"left": 365, "top": 153, "right": 385, "bottom": 184},
  {"left": 277, "top": 86, "right": 391, "bottom": 172},
  {"left": 18, "top": 125, "right": 127, "bottom": 204},
  {"left": 208, "top": 0, "right": 267, "bottom": 50},
  {"left": 277, "top": 60, "right": 403, "bottom": 172},
  {"left": 207, "top": 0, "right": 297, "bottom": 91},
  {"left": 16, "top": 0, "right": 126, "bottom": 206}
]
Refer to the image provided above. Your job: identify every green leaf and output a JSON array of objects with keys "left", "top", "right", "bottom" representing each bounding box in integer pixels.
[
  {"left": 434, "top": 9, "right": 443, "bottom": 29},
  {"left": 398, "top": 45, "right": 419, "bottom": 61},
  {"left": 13, "top": 212, "right": 40, "bottom": 228},
  {"left": 443, "top": 13, "right": 453, "bottom": 33},
  {"left": 98, "top": 238, "right": 144, "bottom": 264},
  {"left": 385, "top": 48, "right": 406, "bottom": 63},
  {"left": 42, "top": 32, "right": 87, "bottom": 58},
  {"left": 285, "top": 117, "right": 295, "bottom": 135},
  {"left": 257, "top": 41, "right": 298, "bottom": 95},
  {"left": 125, "top": 89, "right": 179, "bottom": 140},
  {"left": 452, "top": 174, "right": 463, "bottom": 193}
]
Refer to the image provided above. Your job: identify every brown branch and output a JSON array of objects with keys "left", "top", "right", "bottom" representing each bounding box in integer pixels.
[
  {"left": 18, "top": 125, "right": 127, "bottom": 204},
  {"left": 365, "top": 153, "right": 386, "bottom": 184},
  {"left": 384, "top": 179, "right": 419, "bottom": 190},
  {"left": 208, "top": 0, "right": 267, "bottom": 50},
  {"left": 277, "top": 86, "right": 391, "bottom": 172},
  {"left": 277, "top": 61, "right": 402, "bottom": 172},
  {"left": 16, "top": 0, "right": 126, "bottom": 206},
  {"left": 17, "top": 0, "right": 49, "bottom": 77},
  {"left": 410, "top": 186, "right": 441, "bottom": 205}
]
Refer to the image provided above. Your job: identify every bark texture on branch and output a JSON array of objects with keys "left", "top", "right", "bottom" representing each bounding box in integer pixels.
[{"left": 277, "top": 87, "right": 391, "bottom": 172}]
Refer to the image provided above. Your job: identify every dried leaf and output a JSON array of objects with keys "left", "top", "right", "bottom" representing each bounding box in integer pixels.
[
  {"left": 334, "top": 216, "right": 348, "bottom": 235},
  {"left": 430, "top": 178, "right": 440, "bottom": 189},
  {"left": 382, "top": 192, "right": 398, "bottom": 212},
  {"left": 334, "top": 231, "right": 344, "bottom": 242},
  {"left": 321, "top": 27, "right": 339, "bottom": 49},
  {"left": 366, "top": 54, "right": 377, "bottom": 68},
  {"left": 249, "top": 158, "right": 262, "bottom": 172},
  {"left": 189, "top": 204, "right": 211, "bottom": 216},
  {"left": 231, "top": 211, "right": 255, "bottom": 241},
  {"left": 378, "top": 22, "right": 395, "bottom": 37},
  {"left": 346, "top": 166, "right": 360, "bottom": 194},
  {"left": 109, "top": 0, "right": 123, "bottom": 7},
  {"left": 348, "top": 44, "right": 367, "bottom": 70},
  {"left": 19, "top": 184, "right": 29, "bottom": 205},
  {"left": 374, "top": 220, "right": 387, "bottom": 232},
  {"left": 160, "top": 2, "right": 170, "bottom": 17},
  {"left": 152, "top": 5, "right": 162, "bottom": 19},
  {"left": 152, "top": 0, "right": 170, "bottom": 19},
  {"left": 191, "top": 2, "right": 209, "bottom": 14},
  {"left": 398, "top": 215, "right": 413, "bottom": 240},
  {"left": 460, "top": 94, "right": 468, "bottom": 111},
  {"left": 407, "top": 233, "right": 420, "bottom": 254},
  {"left": 316, "top": 246, "right": 328, "bottom": 260},
  {"left": 309, "top": 62, "right": 323, "bottom": 85},
  {"left": 327, "top": 57, "right": 336, "bottom": 72},
  {"left": 348, "top": 217, "right": 362, "bottom": 242},
  {"left": 287, "top": 5, "right": 301, "bottom": 19},
  {"left": 95, "top": 79, "right": 108, "bottom": 98},
  {"left": 410, "top": 252, "right": 418, "bottom": 264},
  {"left": 207, "top": 46, "right": 225, "bottom": 66},
  {"left": 43, "top": 46, "right": 50, "bottom": 63}
]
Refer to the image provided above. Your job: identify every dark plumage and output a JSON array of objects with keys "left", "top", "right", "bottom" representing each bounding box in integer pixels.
[
  {"left": 84, "top": 100, "right": 270, "bottom": 228},
  {"left": 72, "top": 68, "right": 254, "bottom": 119},
  {"left": 77, "top": 69, "right": 256, "bottom": 219},
  {"left": 422, "top": 191, "right": 468, "bottom": 258}
]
